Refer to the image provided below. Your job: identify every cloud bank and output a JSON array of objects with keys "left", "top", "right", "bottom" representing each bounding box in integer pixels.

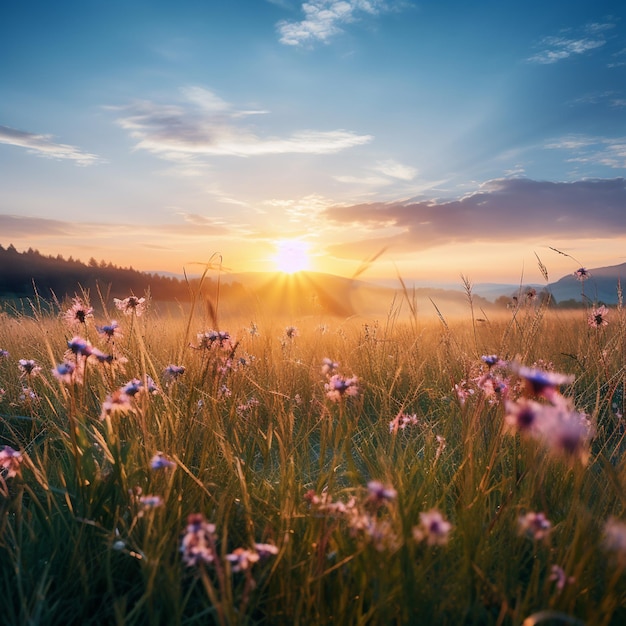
[
  {"left": 322, "top": 177, "right": 626, "bottom": 257},
  {"left": 112, "top": 87, "right": 372, "bottom": 160},
  {"left": 0, "top": 125, "right": 100, "bottom": 166}
]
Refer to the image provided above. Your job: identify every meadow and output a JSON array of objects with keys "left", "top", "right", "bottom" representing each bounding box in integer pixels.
[{"left": 0, "top": 280, "right": 625, "bottom": 625}]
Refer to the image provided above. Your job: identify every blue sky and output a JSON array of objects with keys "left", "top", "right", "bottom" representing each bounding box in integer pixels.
[{"left": 1, "top": 0, "right": 625, "bottom": 284}]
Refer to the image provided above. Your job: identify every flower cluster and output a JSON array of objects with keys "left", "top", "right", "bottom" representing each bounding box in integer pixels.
[
  {"left": 305, "top": 483, "right": 400, "bottom": 552},
  {"left": 505, "top": 363, "right": 592, "bottom": 464},
  {"left": 194, "top": 330, "right": 234, "bottom": 351},
  {"left": 455, "top": 355, "right": 510, "bottom": 406},
  {"left": 389, "top": 412, "right": 419, "bottom": 434},
  {"left": 180, "top": 513, "right": 278, "bottom": 572},
  {"left": 322, "top": 358, "right": 359, "bottom": 403}
]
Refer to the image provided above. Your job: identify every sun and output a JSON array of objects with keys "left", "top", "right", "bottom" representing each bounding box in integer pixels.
[{"left": 272, "top": 239, "right": 311, "bottom": 274}]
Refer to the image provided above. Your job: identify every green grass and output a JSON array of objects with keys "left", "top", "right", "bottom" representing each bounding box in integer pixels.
[{"left": 0, "top": 289, "right": 625, "bottom": 625}]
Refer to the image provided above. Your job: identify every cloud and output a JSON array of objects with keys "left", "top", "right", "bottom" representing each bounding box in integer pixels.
[
  {"left": 111, "top": 87, "right": 372, "bottom": 160},
  {"left": 546, "top": 135, "right": 626, "bottom": 169},
  {"left": 277, "top": 0, "right": 393, "bottom": 46},
  {"left": 527, "top": 22, "right": 613, "bottom": 64},
  {"left": 374, "top": 159, "right": 417, "bottom": 180},
  {"left": 0, "top": 212, "right": 247, "bottom": 242},
  {"left": 0, "top": 125, "right": 100, "bottom": 166},
  {"left": 321, "top": 177, "right": 626, "bottom": 258},
  {"left": 0, "top": 214, "right": 78, "bottom": 238}
]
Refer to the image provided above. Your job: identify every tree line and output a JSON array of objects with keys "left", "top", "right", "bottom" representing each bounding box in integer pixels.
[{"left": 0, "top": 243, "right": 242, "bottom": 303}]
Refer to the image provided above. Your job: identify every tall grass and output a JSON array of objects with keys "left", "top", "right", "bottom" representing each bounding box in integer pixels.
[{"left": 0, "top": 284, "right": 625, "bottom": 625}]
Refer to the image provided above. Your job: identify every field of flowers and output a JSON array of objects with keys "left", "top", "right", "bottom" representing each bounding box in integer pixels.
[{"left": 0, "top": 281, "right": 625, "bottom": 625}]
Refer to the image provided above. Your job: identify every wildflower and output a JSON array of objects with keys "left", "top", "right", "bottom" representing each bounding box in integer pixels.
[
  {"left": 574, "top": 267, "right": 590, "bottom": 281},
  {"left": 321, "top": 358, "right": 339, "bottom": 376},
  {"left": 114, "top": 295, "right": 146, "bottom": 317},
  {"left": 18, "top": 359, "right": 41, "bottom": 378},
  {"left": 195, "top": 330, "right": 233, "bottom": 351},
  {"left": 504, "top": 398, "right": 545, "bottom": 436},
  {"left": 549, "top": 565, "right": 575, "bottom": 592},
  {"left": 603, "top": 517, "right": 626, "bottom": 565},
  {"left": 96, "top": 320, "right": 121, "bottom": 340},
  {"left": 588, "top": 305, "right": 609, "bottom": 328},
  {"left": 67, "top": 336, "right": 93, "bottom": 357},
  {"left": 52, "top": 361, "right": 77, "bottom": 385},
  {"left": 518, "top": 511, "right": 552, "bottom": 540},
  {"left": 413, "top": 509, "right": 452, "bottom": 546},
  {"left": 284, "top": 325, "right": 299, "bottom": 340},
  {"left": 150, "top": 452, "right": 176, "bottom": 470},
  {"left": 226, "top": 548, "right": 260, "bottom": 573},
  {"left": 139, "top": 495, "right": 164, "bottom": 509},
  {"left": 90, "top": 347, "right": 113, "bottom": 364},
  {"left": 180, "top": 514, "right": 217, "bottom": 567},
  {"left": 513, "top": 364, "right": 574, "bottom": 402},
  {"left": 63, "top": 297, "right": 93, "bottom": 327},
  {"left": 0, "top": 349, "right": 9, "bottom": 358},
  {"left": 0, "top": 446, "right": 23, "bottom": 478},
  {"left": 19, "top": 387, "right": 38, "bottom": 403},
  {"left": 526, "top": 288, "right": 537, "bottom": 301},
  {"left": 454, "top": 381, "right": 474, "bottom": 405},
  {"left": 163, "top": 364, "right": 185, "bottom": 382},
  {"left": 254, "top": 542, "right": 279, "bottom": 558},
  {"left": 100, "top": 390, "right": 133, "bottom": 420},
  {"left": 144, "top": 376, "right": 159, "bottom": 394},
  {"left": 367, "top": 480, "right": 397, "bottom": 504},
  {"left": 542, "top": 409, "right": 592, "bottom": 465},
  {"left": 389, "top": 412, "right": 419, "bottom": 433},
  {"left": 481, "top": 354, "right": 502, "bottom": 368},
  {"left": 236, "top": 397, "right": 260, "bottom": 416},
  {"left": 122, "top": 378, "right": 143, "bottom": 397},
  {"left": 325, "top": 374, "right": 359, "bottom": 402}
]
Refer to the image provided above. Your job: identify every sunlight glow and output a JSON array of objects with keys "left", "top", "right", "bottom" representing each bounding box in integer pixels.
[{"left": 272, "top": 239, "right": 311, "bottom": 274}]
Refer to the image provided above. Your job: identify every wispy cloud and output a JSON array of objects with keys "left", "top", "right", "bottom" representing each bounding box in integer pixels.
[
  {"left": 374, "top": 159, "right": 417, "bottom": 180},
  {"left": 527, "top": 22, "right": 613, "bottom": 64},
  {"left": 111, "top": 86, "right": 372, "bottom": 160},
  {"left": 0, "top": 125, "right": 100, "bottom": 166},
  {"left": 0, "top": 211, "right": 248, "bottom": 241},
  {"left": 277, "top": 0, "right": 395, "bottom": 47},
  {"left": 546, "top": 135, "right": 626, "bottom": 169},
  {"left": 321, "top": 177, "right": 626, "bottom": 258}
]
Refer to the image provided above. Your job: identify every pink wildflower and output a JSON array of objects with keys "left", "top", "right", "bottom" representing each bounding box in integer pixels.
[
  {"left": 413, "top": 509, "right": 452, "bottom": 546},
  {"left": 63, "top": 297, "right": 93, "bottom": 327},
  {"left": 0, "top": 446, "right": 23, "bottom": 478},
  {"left": 100, "top": 390, "right": 133, "bottom": 420},
  {"left": 588, "top": 305, "right": 609, "bottom": 328},
  {"left": 325, "top": 374, "right": 359, "bottom": 402},
  {"left": 226, "top": 548, "right": 260, "bottom": 573},
  {"left": 114, "top": 295, "right": 146, "bottom": 317},
  {"left": 518, "top": 511, "right": 552, "bottom": 540},
  {"left": 18, "top": 359, "right": 41, "bottom": 378},
  {"left": 180, "top": 514, "right": 217, "bottom": 567}
]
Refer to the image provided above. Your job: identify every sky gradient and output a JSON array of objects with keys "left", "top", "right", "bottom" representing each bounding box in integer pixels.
[{"left": 2, "top": 0, "right": 626, "bottom": 285}]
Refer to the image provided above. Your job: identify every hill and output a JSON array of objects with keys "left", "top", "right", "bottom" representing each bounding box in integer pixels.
[{"left": 0, "top": 244, "right": 496, "bottom": 319}]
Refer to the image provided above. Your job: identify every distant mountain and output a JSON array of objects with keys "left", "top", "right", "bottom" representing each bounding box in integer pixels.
[
  {"left": 220, "top": 271, "right": 494, "bottom": 318},
  {"left": 546, "top": 262, "right": 626, "bottom": 305}
]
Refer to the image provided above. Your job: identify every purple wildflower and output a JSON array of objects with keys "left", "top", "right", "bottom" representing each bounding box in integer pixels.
[
  {"left": 413, "top": 509, "right": 452, "bottom": 546},
  {"left": 150, "top": 452, "right": 176, "bottom": 470},
  {"left": 0, "top": 446, "right": 23, "bottom": 478}
]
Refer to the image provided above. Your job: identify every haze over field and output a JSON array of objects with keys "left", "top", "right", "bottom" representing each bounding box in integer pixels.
[{"left": 2, "top": 0, "right": 625, "bottom": 285}]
